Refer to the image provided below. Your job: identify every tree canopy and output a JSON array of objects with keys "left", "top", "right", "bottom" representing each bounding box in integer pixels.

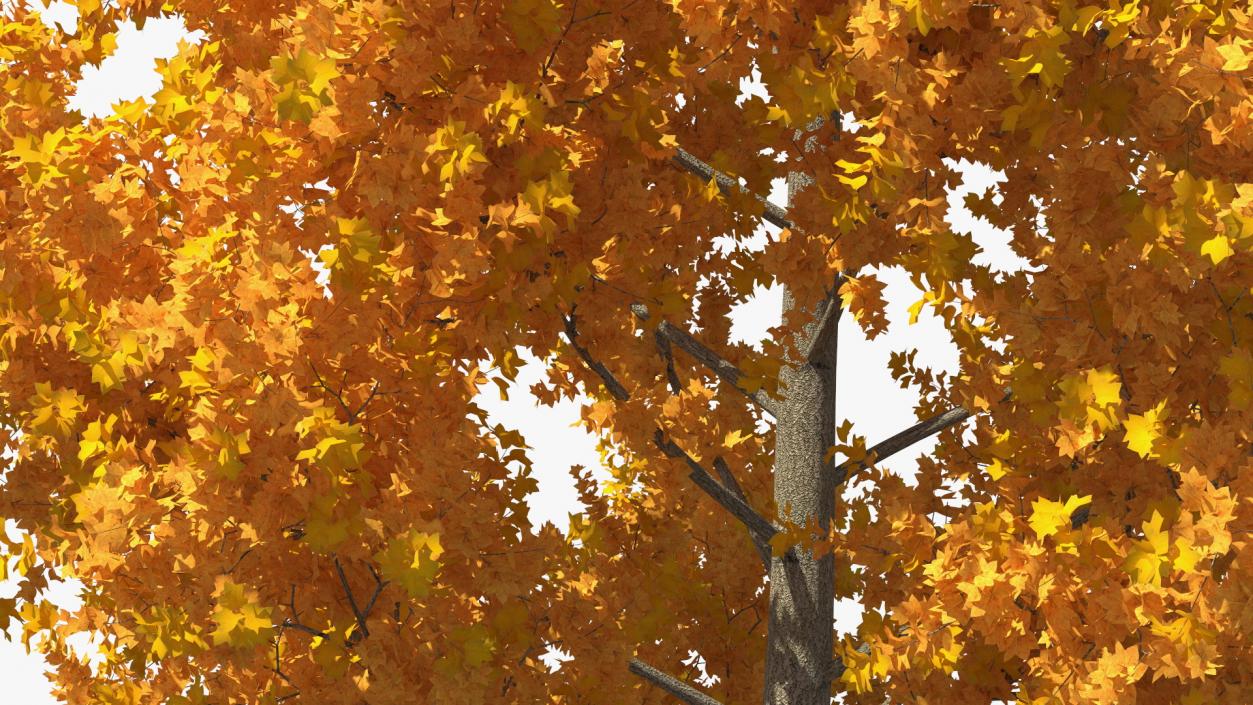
[{"left": 0, "top": 0, "right": 1250, "bottom": 704}]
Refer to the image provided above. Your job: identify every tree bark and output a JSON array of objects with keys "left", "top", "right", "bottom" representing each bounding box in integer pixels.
[{"left": 761, "top": 169, "right": 839, "bottom": 705}]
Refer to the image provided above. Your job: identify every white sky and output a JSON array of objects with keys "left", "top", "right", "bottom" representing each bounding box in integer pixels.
[{"left": 1, "top": 3, "right": 1019, "bottom": 699}]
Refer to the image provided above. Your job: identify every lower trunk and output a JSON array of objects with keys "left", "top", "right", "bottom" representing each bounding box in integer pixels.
[{"left": 762, "top": 287, "right": 839, "bottom": 705}]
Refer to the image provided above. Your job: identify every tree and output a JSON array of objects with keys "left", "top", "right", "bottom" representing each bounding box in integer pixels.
[{"left": 0, "top": 0, "right": 1250, "bottom": 704}]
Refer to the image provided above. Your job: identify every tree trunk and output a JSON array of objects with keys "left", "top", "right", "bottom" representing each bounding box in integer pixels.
[{"left": 762, "top": 171, "right": 840, "bottom": 705}]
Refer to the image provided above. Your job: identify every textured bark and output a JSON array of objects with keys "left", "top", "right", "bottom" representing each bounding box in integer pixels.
[
  {"left": 761, "top": 165, "right": 840, "bottom": 705},
  {"left": 761, "top": 287, "right": 839, "bottom": 705}
]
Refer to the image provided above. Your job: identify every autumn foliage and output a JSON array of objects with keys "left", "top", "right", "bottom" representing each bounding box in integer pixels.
[{"left": 0, "top": 0, "right": 1251, "bottom": 704}]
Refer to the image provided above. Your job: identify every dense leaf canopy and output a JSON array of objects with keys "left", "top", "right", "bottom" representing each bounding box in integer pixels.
[{"left": 0, "top": 0, "right": 1250, "bottom": 704}]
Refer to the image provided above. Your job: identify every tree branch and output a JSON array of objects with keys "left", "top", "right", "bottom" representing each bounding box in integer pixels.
[
  {"left": 280, "top": 584, "right": 329, "bottom": 639},
  {"left": 309, "top": 359, "right": 354, "bottom": 421},
  {"left": 633, "top": 304, "right": 778, "bottom": 417},
  {"left": 671, "top": 147, "right": 792, "bottom": 231},
  {"left": 834, "top": 406, "right": 972, "bottom": 485},
  {"left": 654, "top": 430, "right": 779, "bottom": 544},
  {"left": 282, "top": 620, "right": 329, "bottom": 639},
  {"left": 333, "top": 556, "right": 387, "bottom": 644},
  {"left": 655, "top": 328, "right": 684, "bottom": 394},
  {"left": 334, "top": 556, "right": 370, "bottom": 640},
  {"left": 711, "top": 457, "right": 770, "bottom": 566},
  {"left": 563, "top": 309, "right": 631, "bottom": 401},
  {"left": 629, "top": 658, "right": 728, "bottom": 705},
  {"left": 802, "top": 288, "right": 842, "bottom": 365},
  {"left": 562, "top": 309, "right": 775, "bottom": 564},
  {"left": 711, "top": 456, "right": 747, "bottom": 505}
]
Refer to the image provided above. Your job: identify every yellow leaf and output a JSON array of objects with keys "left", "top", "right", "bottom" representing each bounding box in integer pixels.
[
  {"left": 1172, "top": 536, "right": 1201, "bottom": 573},
  {"left": 376, "top": 529, "right": 444, "bottom": 598},
  {"left": 702, "top": 176, "right": 720, "bottom": 202},
  {"left": 1123, "top": 400, "right": 1167, "bottom": 458},
  {"left": 270, "top": 48, "right": 339, "bottom": 123},
  {"left": 907, "top": 296, "right": 927, "bottom": 325},
  {"left": 1069, "top": 5, "right": 1103, "bottom": 35},
  {"left": 91, "top": 352, "right": 126, "bottom": 392},
  {"left": 986, "top": 457, "right": 1010, "bottom": 480},
  {"left": 1216, "top": 43, "right": 1250, "bottom": 72},
  {"left": 837, "top": 173, "right": 868, "bottom": 190},
  {"left": 1124, "top": 511, "right": 1170, "bottom": 585},
  {"left": 210, "top": 578, "right": 274, "bottom": 648},
  {"left": 1200, "top": 235, "right": 1234, "bottom": 264},
  {"left": 312, "top": 632, "right": 352, "bottom": 678},
  {"left": 1056, "top": 366, "right": 1123, "bottom": 440},
  {"left": 28, "top": 383, "right": 85, "bottom": 438},
  {"left": 1029, "top": 494, "right": 1091, "bottom": 540},
  {"left": 724, "top": 429, "right": 751, "bottom": 448},
  {"left": 1218, "top": 349, "right": 1252, "bottom": 409},
  {"left": 1087, "top": 367, "right": 1122, "bottom": 408}
]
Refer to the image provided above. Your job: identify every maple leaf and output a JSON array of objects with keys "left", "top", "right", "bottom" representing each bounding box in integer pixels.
[
  {"left": 839, "top": 274, "right": 890, "bottom": 339},
  {"left": 1218, "top": 349, "right": 1252, "bottom": 409},
  {"left": 210, "top": 578, "right": 274, "bottom": 648},
  {"left": 1124, "top": 511, "right": 1170, "bottom": 586},
  {"left": 1028, "top": 494, "right": 1091, "bottom": 541},
  {"left": 5, "top": 128, "right": 68, "bottom": 186},
  {"left": 502, "top": 0, "right": 562, "bottom": 52},
  {"left": 1002, "top": 25, "right": 1073, "bottom": 89},
  {"left": 375, "top": 529, "right": 444, "bottom": 599},
  {"left": 1054, "top": 367, "right": 1123, "bottom": 455},
  {"left": 27, "top": 383, "right": 85, "bottom": 438},
  {"left": 1216, "top": 42, "right": 1251, "bottom": 72},
  {"left": 3, "top": 2, "right": 1253, "bottom": 703},
  {"left": 270, "top": 48, "right": 339, "bottom": 123},
  {"left": 1123, "top": 400, "right": 1167, "bottom": 458}
]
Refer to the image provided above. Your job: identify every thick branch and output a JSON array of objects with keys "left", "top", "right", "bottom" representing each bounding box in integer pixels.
[
  {"left": 716, "top": 458, "right": 771, "bottom": 568},
  {"left": 633, "top": 304, "right": 778, "bottom": 416},
  {"left": 834, "top": 406, "right": 972, "bottom": 485},
  {"left": 712, "top": 456, "right": 771, "bottom": 567},
  {"left": 654, "top": 430, "right": 779, "bottom": 544},
  {"left": 655, "top": 328, "right": 684, "bottom": 394},
  {"left": 711, "top": 457, "right": 748, "bottom": 506},
  {"left": 563, "top": 310, "right": 631, "bottom": 401},
  {"left": 629, "top": 658, "right": 728, "bottom": 705},
  {"left": 671, "top": 148, "right": 793, "bottom": 231},
  {"left": 801, "top": 293, "right": 841, "bottom": 365}
]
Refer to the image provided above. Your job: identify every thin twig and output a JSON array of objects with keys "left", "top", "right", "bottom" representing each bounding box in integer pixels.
[
  {"left": 697, "top": 32, "right": 743, "bottom": 73},
  {"left": 712, "top": 457, "right": 770, "bottom": 565},
  {"left": 224, "top": 548, "right": 253, "bottom": 575},
  {"left": 309, "top": 360, "right": 354, "bottom": 421},
  {"left": 351, "top": 381, "right": 382, "bottom": 422},
  {"left": 541, "top": 0, "right": 578, "bottom": 79},
  {"left": 334, "top": 556, "right": 369, "bottom": 638}
]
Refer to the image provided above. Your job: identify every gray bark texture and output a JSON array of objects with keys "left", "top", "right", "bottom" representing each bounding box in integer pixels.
[
  {"left": 761, "top": 168, "right": 839, "bottom": 705},
  {"left": 627, "top": 125, "right": 979, "bottom": 705}
]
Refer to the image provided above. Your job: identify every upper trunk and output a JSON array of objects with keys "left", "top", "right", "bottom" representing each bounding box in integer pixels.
[{"left": 762, "top": 166, "right": 841, "bottom": 705}]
